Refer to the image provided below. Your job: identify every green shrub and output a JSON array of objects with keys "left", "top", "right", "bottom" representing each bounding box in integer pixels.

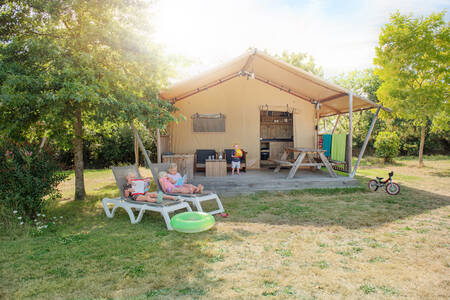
[
  {"left": 374, "top": 131, "right": 401, "bottom": 162},
  {"left": 402, "top": 143, "right": 418, "bottom": 156},
  {"left": 87, "top": 125, "right": 156, "bottom": 168},
  {"left": 0, "top": 142, "right": 68, "bottom": 220},
  {"left": 55, "top": 124, "right": 156, "bottom": 169}
]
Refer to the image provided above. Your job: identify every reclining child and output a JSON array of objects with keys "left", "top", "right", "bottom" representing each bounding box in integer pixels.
[
  {"left": 159, "top": 164, "right": 204, "bottom": 194},
  {"left": 123, "top": 172, "right": 178, "bottom": 202}
]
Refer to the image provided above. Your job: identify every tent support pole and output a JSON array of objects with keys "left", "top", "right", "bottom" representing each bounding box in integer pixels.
[
  {"left": 314, "top": 102, "right": 320, "bottom": 149},
  {"left": 347, "top": 93, "right": 353, "bottom": 174},
  {"left": 350, "top": 106, "right": 381, "bottom": 178},
  {"left": 332, "top": 114, "right": 341, "bottom": 134},
  {"left": 157, "top": 128, "right": 161, "bottom": 163},
  {"left": 130, "top": 122, "right": 152, "bottom": 167}
]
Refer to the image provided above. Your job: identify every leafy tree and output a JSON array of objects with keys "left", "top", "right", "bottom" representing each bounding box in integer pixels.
[
  {"left": 276, "top": 51, "right": 324, "bottom": 77},
  {"left": 0, "top": 1, "right": 176, "bottom": 200},
  {"left": 374, "top": 131, "right": 401, "bottom": 162},
  {"left": 332, "top": 69, "right": 449, "bottom": 156},
  {"left": 255, "top": 48, "right": 324, "bottom": 77},
  {"left": 334, "top": 69, "right": 381, "bottom": 102},
  {"left": 331, "top": 69, "right": 385, "bottom": 152},
  {"left": 374, "top": 11, "right": 449, "bottom": 166}
]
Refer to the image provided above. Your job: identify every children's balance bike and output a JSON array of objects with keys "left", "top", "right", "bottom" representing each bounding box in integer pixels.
[{"left": 368, "top": 171, "right": 400, "bottom": 195}]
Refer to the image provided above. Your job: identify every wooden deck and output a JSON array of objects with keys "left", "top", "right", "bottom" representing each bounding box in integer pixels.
[{"left": 191, "top": 168, "right": 359, "bottom": 196}]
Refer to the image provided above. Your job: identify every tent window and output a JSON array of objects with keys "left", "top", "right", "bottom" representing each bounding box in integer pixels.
[{"left": 192, "top": 113, "right": 225, "bottom": 132}]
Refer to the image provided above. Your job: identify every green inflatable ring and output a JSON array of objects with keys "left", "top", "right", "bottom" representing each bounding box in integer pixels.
[{"left": 170, "top": 212, "right": 215, "bottom": 233}]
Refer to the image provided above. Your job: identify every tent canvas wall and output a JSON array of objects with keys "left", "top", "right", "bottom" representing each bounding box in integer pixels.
[{"left": 167, "top": 76, "right": 315, "bottom": 169}]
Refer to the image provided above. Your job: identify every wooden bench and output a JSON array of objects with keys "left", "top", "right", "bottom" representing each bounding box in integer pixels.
[
  {"left": 267, "top": 159, "right": 293, "bottom": 166},
  {"left": 268, "top": 159, "right": 334, "bottom": 168},
  {"left": 272, "top": 147, "right": 337, "bottom": 179}
]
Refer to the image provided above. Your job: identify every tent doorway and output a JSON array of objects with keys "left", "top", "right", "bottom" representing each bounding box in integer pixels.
[{"left": 259, "top": 110, "right": 294, "bottom": 168}]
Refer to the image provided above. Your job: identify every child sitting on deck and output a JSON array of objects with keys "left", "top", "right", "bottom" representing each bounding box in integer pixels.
[
  {"left": 159, "top": 167, "right": 204, "bottom": 194},
  {"left": 123, "top": 172, "right": 178, "bottom": 202}
]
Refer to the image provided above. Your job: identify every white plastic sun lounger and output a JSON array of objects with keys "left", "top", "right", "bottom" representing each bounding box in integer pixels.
[
  {"left": 149, "top": 163, "right": 225, "bottom": 215},
  {"left": 102, "top": 165, "right": 192, "bottom": 229}
]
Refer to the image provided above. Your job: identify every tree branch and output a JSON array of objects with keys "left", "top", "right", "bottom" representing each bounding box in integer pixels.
[
  {"left": 62, "top": 19, "right": 72, "bottom": 30},
  {"left": 25, "top": 29, "right": 62, "bottom": 39}
]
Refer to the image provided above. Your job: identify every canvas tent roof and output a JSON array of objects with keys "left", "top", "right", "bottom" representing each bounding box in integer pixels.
[{"left": 159, "top": 49, "right": 390, "bottom": 117}]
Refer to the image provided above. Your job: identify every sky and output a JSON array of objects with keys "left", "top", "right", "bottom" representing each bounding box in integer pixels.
[{"left": 153, "top": 0, "right": 449, "bottom": 80}]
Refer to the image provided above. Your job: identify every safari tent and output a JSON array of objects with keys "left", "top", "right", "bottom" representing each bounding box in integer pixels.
[{"left": 158, "top": 49, "right": 390, "bottom": 177}]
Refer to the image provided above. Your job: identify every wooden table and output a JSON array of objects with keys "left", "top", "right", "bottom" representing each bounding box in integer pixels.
[
  {"left": 162, "top": 154, "right": 194, "bottom": 182},
  {"left": 271, "top": 147, "right": 337, "bottom": 179},
  {"left": 205, "top": 159, "right": 227, "bottom": 177}
]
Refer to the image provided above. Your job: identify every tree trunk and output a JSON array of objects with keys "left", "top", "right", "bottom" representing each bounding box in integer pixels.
[
  {"left": 134, "top": 131, "right": 139, "bottom": 166},
  {"left": 74, "top": 106, "right": 86, "bottom": 200},
  {"left": 418, "top": 125, "right": 426, "bottom": 167},
  {"left": 157, "top": 128, "right": 161, "bottom": 163},
  {"left": 38, "top": 135, "right": 47, "bottom": 154}
]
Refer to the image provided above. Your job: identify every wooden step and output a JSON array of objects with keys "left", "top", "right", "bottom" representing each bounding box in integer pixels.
[{"left": 192, "top": 177, "right": 359, "bottom": 196}]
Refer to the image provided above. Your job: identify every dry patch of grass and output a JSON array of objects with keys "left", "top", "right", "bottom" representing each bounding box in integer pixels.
[
  {"left": 202, "top": 187, "right": 449, "bottom": 299},
  {"left": 357, "top": 155, "right": 450, "bottom": 196},
  {"left": 1, "top": 158, "right": 449, "bottom": 299}
]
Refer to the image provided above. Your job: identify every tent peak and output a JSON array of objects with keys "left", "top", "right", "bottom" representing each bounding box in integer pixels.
[{"left": 158, "top": 49, "right": 390, "bottom": 115}]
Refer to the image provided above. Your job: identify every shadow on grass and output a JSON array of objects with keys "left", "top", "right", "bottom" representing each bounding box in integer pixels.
[
  {"left": 53, "top": 168, "right": 449, "bottom": 234},
  {"left": 81, "top": 172, "right": 449, "bottom": 232},
  {"left": 1, "top": 193, "right": 223, "bottom": 299},
  {"left": 206, "top": 177, "right": 450, "bottom": 229},
  {"left": 2, "top": 168, "right": 449, "bottom": 299},
  {"left": 93, "top": 183, "right": 119, "bottom": 194}
]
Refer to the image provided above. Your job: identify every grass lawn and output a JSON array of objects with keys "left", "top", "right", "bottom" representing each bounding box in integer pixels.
[{"left": 1, "top": 156, "right": 449, "bottom": 299}]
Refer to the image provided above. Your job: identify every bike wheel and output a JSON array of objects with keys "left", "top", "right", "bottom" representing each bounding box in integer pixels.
[
  {"left": 386, "top": 182, "right": 400, "bottom": 195},
  {"left": 368, "top": 180, "right": 378, "bottom": 191}
]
